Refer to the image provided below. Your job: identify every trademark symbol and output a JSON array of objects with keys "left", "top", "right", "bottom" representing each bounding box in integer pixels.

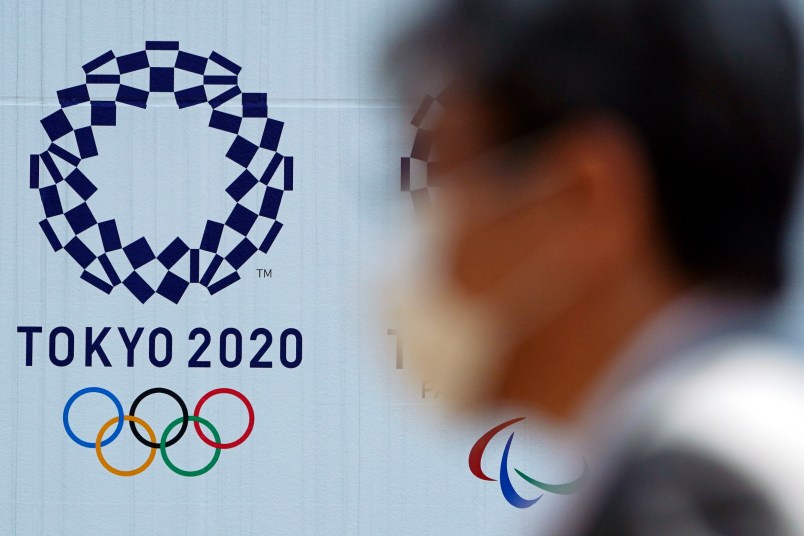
[{"left": 256, "top": 269, "right": 273, "bottom": 279}]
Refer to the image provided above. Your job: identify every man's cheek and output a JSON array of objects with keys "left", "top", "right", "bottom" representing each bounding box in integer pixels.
[{"left": 449, "top": 231, "right": 503, "bottom": 295}]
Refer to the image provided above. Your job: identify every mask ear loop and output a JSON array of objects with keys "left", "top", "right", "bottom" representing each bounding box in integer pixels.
[
  {"left": 438, "top": 156, "right": 587, "bottom": 359},
  {"left": 427, "top": 123, "right": 569, "bottom": 218}
]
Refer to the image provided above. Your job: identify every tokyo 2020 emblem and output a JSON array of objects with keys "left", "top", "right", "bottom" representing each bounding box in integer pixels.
[{"left": 29, "top": 41, "right": 293, "bottom": 304}]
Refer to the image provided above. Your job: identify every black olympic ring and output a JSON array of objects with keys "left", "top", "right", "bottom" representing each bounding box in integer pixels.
[{"left": 128, "top": 387, "right": 188, "bottom": 449}]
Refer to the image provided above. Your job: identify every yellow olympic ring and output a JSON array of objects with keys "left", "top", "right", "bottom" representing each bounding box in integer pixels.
[{"left": 95, "top": 415, "right": 157, "bottom": 477}]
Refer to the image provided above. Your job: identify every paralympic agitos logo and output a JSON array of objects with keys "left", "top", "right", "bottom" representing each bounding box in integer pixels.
[
  {"left": 469, "top": 418, "right": 589, "bottom": 508},
  {"left": 63, "top": 386, "right": 253, "bottom": 477}
]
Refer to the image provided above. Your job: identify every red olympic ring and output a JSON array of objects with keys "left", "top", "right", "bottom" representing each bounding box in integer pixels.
[{"left": 193, "top": 387, "right": 255, "bottom": 449}]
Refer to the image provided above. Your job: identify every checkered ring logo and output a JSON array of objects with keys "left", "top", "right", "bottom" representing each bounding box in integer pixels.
[{"left": 28, "top": 41, "right": 293, "bottom": 304}]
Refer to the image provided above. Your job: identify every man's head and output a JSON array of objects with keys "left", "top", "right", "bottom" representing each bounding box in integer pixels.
[{"left": 391, "top": 0, "right": 803, "bottom": 417}]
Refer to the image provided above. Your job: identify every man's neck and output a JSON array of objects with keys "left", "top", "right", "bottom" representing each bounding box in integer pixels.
[{"left": 495, "top": 262, "right": 689, "bottom": 421}]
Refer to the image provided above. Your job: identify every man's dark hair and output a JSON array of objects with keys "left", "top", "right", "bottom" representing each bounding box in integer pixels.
[{"left": 393, "top": 0, "right": 803, "bottom": 292}]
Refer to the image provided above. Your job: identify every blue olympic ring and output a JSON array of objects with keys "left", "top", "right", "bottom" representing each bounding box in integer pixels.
[{"left": 63, "top": 387, "right": 124, "bottom": 448}]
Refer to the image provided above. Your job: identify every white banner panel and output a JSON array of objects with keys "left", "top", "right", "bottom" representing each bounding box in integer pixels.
[{"left": 0, "top": 1, "right": 583, "bottom": 534}]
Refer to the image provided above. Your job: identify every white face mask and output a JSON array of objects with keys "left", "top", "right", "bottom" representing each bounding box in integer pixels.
[
  {"left": 389, "top": 170, "right": 584, "bottom": 412},
  {"left": 390, "top": 214, "right": 506, "bottom": 410}
]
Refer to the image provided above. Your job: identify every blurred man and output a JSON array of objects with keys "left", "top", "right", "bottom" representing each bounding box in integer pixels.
[{"left": 389, "top": 0, "right": 804, "bottom": 534}]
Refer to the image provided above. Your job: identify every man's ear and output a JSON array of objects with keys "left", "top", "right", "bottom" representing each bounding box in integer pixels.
[{"left": 525, "top": 115, "right": 660, "bottom": 272}]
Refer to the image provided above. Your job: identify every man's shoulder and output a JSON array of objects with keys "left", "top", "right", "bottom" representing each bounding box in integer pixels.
[
  {"left": 590, "top": 336, "right": 804, "bottom": 535},
  {"left": 647, "top": 335, "right": 804, "bottom": 463}
]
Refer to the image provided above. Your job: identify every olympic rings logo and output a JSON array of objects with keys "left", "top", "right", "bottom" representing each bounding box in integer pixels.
[{"left": 63, "top": 387, "right": 254, "bottom": 477}]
